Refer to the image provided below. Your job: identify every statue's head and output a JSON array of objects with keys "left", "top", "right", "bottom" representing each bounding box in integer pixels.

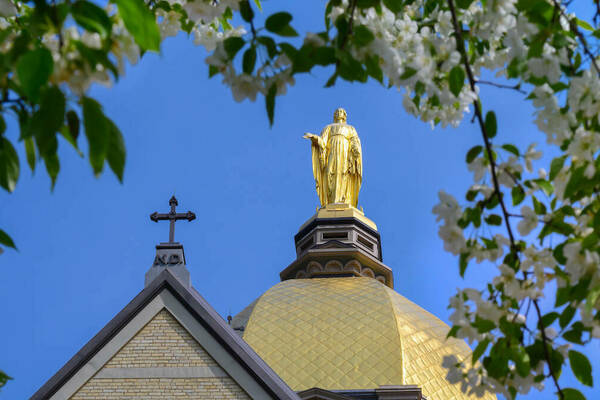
[{"left": 333, "top": 108, "right": 347, "bottom": 123}]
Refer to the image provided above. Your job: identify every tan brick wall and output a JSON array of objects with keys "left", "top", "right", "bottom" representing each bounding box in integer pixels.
[
  {"left": 70, "top": 308, "right": 251, "bottom": 399},
  {"left": 70, "top": 377, "right": 250, "bottom": 399},
  {"left": 105, "top": 309, "right": 217, "bottom": 368}
]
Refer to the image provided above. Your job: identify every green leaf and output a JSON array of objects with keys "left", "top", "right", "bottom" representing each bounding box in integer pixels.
[
  {"left": 82, "top": 97, "right": 109, "bottom": 175},
  {"left": 25, "top": 137, "right": 36, "bottom": 172},
  {"left": 324, "top": 72, "right": 338, "bottom": 88},
  {"left": 485, "top": 193, "right": 500, "bottom": 210},
  {"left": 59, "top": 126, "right": 82, "bottom": 157},
  {"left": 16, "top": 48, "right": 54, "bottom": 101},
  {"left": 562, "top": 388, "right": 585, "bottom": 400},
  {"left": 484, "top": 111, "right": 497, "bottom": 138},
  {"left": 114, "top": 0, "right": 160, "bottom": 51},
  {"left": 577, "top": 18, "right": 594, "bottom": 31},
  {"left": 266, "top": 12, "right": 292, "bottom": 32},
  {"left": 74, "top": 42, "right": 119, "bottom": 79},
  {"left": 66, "top": 110, "right": 80, "bottom": 143},
  {"left": 485, "top": 214, "right": 502, "bottom": 226},
  {"left": 239, "top": 0, "right": 254, "bottom": 22},
  {"left": 564, "top": 166, "right": 584, "bottom": 200},
  {"left": 466, "top": 145, "right": 482, "bottom": 163},
  {"left": 501, "top": 144, "right": 519, "bottom": 156},
  {"left": 512, "top": 185, "right": 525, "bottom": 206},
  {"left": 265, "top": 12, "right": 297, "bottom": 36},
  {"left": 449, "top": 66, "right": 465, "bottom": 97},
  {"left": 513, "top": 347, "right": 531, "bottom": 377},
  {"left": 365, "top": 54, "right": 383, "bottom": 83},
  {"left": 337, "top": 51, "right": 367, "bottom": 82},
  {"left": 0, "top": 137, "right": 19, "bottom": 192},
  {"left": 586, "top": 286, "right": 600, "bottom": 314},
  {"left": 559, "top": 306, "right": 576, "bottom": 329},
  {"left": 105, "top": 118, "right": 126, "bottom": 182},
  {"left": 313, "top": 47, "right": 336, "bottom": 66},
  {"left": 466, "top": 189, "right": 478, "bottom": 201},
  {"left": 266, "top": 84, "right": 276, "bottom": 126},
  {"left": 279, "top": 43, "right": 298, "bottom": 59},
  {"left": 399, "top": 67, "right": 417, "bottom": 80},
  {"left": 563, "top": 328, "right": 583, "bottom": 344},
  {"left": 38, "top": 86, "right": 66, "bottom": 139},
  {"left": 581, "top": 232, "right": 597, "bottom": 250},
  {"left": 533, "top": 179, "right": 553, "bottom": 196},
  {"left": 257, "top": 36, "right": 278, "bottom": 58},
  {"left": 356, "top": 0, "right": 378, "bottom": 8},
  {"left": 0, "top": 229, "right": 16, "bottom": 249},
  {"left": 532, "top": 196, "right": 547, "bottom": 215},
  {"left": 472, "top": 338, "right": 490, "bottom": 363},
  {"left": 549, "top": 155, "right": 567, "bottom": 180},
  {"left": 242, "top": 46, "right": 257, "bottom": 74},
  {"left": 540, "top": 311, "right": 559, "bottom": 328},
  {"left": 275, "top": 25, "right": 298, "bottom": 37},
  {"left": 72, "top": 1, "right": 112, "bottom": 38},
  {"left": 353, "top": 25, "right": 374, "bottom": 46},
  {"left": 459, "top": 252, "right": 468, "bottom": 277},
  {"left": 568, "top": 350, "right": 593, "bottom": 386},
  {"left": 44, "top": 152, "right": 60, "bottom": 190},
  {"left": 383, "top": 0, "right": 403, "bottom": 13},
  {"left": 474, "top": 316, "right": 496, "bottom": 333},
  {"left": 456, "top": 0, "right": 474, "bottom": 8},
  {"left": 29, "top": 87, "right": 66, "bottom": 164},
  {"left": 224, "top": 37, "right": 245, "bottom": 59}
]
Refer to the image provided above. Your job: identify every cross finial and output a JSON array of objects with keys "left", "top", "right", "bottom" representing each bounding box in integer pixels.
[{"left": 150, "top": 196, "right": 196, "bottom": 243}]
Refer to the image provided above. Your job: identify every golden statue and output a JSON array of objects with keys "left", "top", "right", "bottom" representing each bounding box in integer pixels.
[{"left": 304, "top": 108, "right": 362, "bottom": 208}]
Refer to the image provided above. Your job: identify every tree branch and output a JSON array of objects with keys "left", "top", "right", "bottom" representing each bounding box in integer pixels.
[
  {"left": 533, "top": 298, "right": 564, "bottom": 399},
  {"left": 446, "top": 0, "right": 565, "bottom": 397},
  {"left": 476, "top": 80, "right": 527, "bottom": 94},
  {"left": 338, "top": 0, "right": 357, "bottom": 51},
  {"left": 446, "top": 0, "right": 516, "bottom": 249},
  {"left": 551, "top": 0, "right": 600, "bottom": 76}
]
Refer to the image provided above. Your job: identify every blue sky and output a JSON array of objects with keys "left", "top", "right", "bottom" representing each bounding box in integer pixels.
[{"left": 1, "top": 1, "right": 598, "bottom": 398}]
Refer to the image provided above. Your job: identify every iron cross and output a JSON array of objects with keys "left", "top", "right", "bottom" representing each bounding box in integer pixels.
[{"left": 150, "top": 196, "right": 196, "bottom": 243}]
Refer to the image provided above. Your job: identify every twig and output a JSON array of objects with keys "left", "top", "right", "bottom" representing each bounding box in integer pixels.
[
  {"left": 476, "top": 80, "right": 526, "bottom": 94},
  {"left": 498, "top": 166, "right": 526, "bottom": 192},
  {"left": 533, "top": 299, "right": 563, "bottom": 399},
  {"left": 0, "top": 96, "right": 24, "bottom": 107},
  {"left": 551, "top": 0, "right": 600, "bottom": 76},
  {"left": 338, "top": 0, "right": 357, "bottom": 51}
]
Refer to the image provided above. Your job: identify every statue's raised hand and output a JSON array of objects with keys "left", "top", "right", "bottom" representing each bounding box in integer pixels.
[{"left": 303, "top": 133, "right": 319, "bottom": 143}]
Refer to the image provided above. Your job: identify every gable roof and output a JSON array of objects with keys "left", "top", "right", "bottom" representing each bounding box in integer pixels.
[{"left": 31, "top": 268, "right": 300, "bottom": 400}]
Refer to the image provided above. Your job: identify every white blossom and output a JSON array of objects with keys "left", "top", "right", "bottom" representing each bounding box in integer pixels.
[
  {"left": 432, "top": 190, "right": 462, "bottom": 223},
  {"left": 438, "top": 224, "right": 467, "bottom": 255},
  {"left": 517, "top": 206, "right": 537, "bottom": 237},
  {"left": 468, "top": 157, "right": 487, "bottom": 182},
  {"left": 226, "top": 73, "right": 262, "bottom": 102},
  {"left": 564, "top": 242, "right": 600, "bottom": 283},
  {"left": 523, "top": 143, "right": 542, "bottom": 172}
]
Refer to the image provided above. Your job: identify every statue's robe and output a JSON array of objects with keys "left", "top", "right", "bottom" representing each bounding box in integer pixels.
[{"left": 310, "top": 122, "right": 362, "bottom": 207}]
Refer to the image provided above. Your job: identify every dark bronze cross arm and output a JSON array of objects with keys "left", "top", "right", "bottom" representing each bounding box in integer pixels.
[{"left": 150, "top": 196, "right": 196, "bottom": 243}]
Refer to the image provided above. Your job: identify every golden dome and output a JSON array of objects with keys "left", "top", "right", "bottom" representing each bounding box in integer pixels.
[{"left": 235, "top": 277, "right": 495, "bottom": 400}]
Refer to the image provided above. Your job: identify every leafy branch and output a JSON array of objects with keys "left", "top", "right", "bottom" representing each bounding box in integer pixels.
[{"left": 446, "top": 0, "right": 565, "bottom": 397}]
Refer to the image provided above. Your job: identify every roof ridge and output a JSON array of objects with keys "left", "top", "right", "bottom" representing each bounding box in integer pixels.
[{"left": 31, "top": 269, "right": 300, "bottom": 400}]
